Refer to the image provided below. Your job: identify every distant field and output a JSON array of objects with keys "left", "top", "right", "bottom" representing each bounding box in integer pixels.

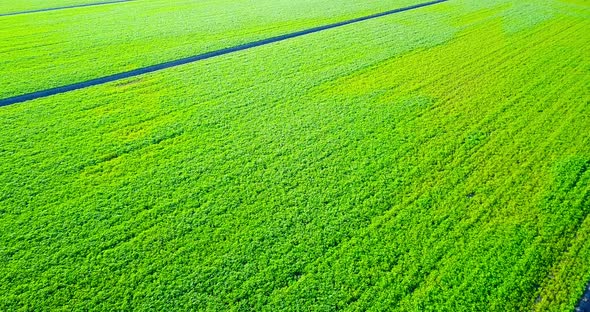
[
  {"left": 0, "top": 0, "right": 421, "bottom": 98},
  {"left": 0, "top": 0, "right": 112, "bottom": 13},
  {"left": 0, "top": 0, "right": 589, "bottom": 311}
]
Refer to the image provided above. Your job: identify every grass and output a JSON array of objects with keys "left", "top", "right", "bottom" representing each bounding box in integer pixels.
[
  {"left": 0, "top": 0, "right": 421, "bottom": 98},
  {"left": 0, "top": 0, "right": 589, "bottom": 310},
  {"left": 0, "top": 0, "right": 110, "bottom": 14}
]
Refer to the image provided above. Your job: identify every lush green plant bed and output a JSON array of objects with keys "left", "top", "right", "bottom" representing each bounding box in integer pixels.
[
  {"left": 0, "top": 0, "right": 588, "bottom": 310},
  {"left": 0, "top": 0, "right": 113, "bottom": 14},
  {"left": 0, "top": 0, "right": 420, "bottom": 98}
]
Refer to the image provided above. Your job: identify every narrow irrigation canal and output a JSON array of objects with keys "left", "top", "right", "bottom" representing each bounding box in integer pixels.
[{"left": 577, "top": 284, "right": 590, "bottom": 312}]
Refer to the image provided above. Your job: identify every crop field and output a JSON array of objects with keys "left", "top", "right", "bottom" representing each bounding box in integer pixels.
[
  {"left": 0, "top": 0, "right": 589, "bottom": 311},
  {"left": 0, "top": 0, "right": 424, "bottom": 98},
  {"left": 0, "top": 0, "right": 114, "bottom": 15}
]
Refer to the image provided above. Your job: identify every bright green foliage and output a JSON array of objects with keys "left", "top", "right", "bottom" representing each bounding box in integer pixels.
[
  {"left": 0, "top": 0, "right": 104, "bottom": 13},
  {"left": 0, "top": 0, "right": 420, "bottom": 98},
  {"left": 0, "top": 0, "right": 589, "bottom": 311}
]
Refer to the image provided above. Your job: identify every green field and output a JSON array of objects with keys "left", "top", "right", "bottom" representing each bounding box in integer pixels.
[
  {"left": 0, "top": 0, "right": 420, "bottom": 98},
  {"left": 0, "top": 0, "right": 108, "bottom": 14},
  {"left": 1, "top": 0, "right": 589, "bottom": 311}
]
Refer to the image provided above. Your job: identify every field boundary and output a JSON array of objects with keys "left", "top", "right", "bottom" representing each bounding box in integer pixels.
[
  {"left": 0, "top": 0, "right": 448, "bottom": 107},
  {"left": 0, "top": 0, "right": 133, "bottom": 17}
]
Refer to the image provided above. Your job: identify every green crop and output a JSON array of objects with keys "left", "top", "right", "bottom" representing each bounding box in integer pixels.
[
  {"left": 0, "top": 0, "right": 107, "bottom": 14},
  {"left": 0, "top": 0, "right": 420, "bottom": 98},
  {"left": 0, "top": 0, "right": 588, "bottom": 311}
]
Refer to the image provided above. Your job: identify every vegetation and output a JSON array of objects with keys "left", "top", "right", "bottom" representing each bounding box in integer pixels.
[
  {"left": 0, "top": 0, "right": 419, "bottom": 98},
  {"left": 0, "top": 0, "right": 588, "bottom": 310},
  {"left": 0, "top": 0, "right": 106, "bottom": 14}
]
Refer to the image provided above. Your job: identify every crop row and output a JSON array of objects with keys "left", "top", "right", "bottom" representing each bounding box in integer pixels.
[
  {"left": 0, "top": 0, "right": 108, "bottom": 14},
  {"left": 0, "top": 0, "right": 422, "bottom": 98},
  {"left": 0, "top": 0, "right": 588, "bottom": 310}
]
